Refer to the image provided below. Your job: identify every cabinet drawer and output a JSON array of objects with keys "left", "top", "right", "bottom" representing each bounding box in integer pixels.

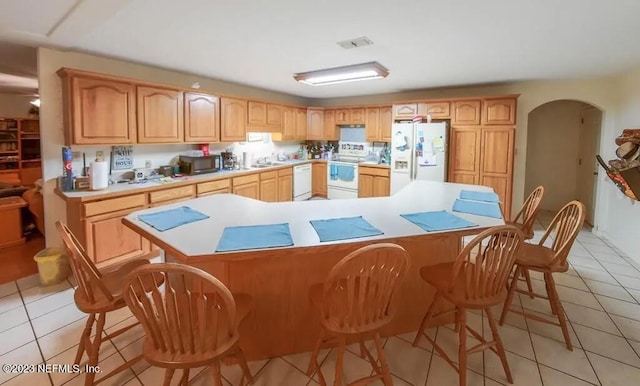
[
  {"left": 83, "top": 194, "right": 147, "bottom": 217},
  {"left": 359, "top": 167, "right": 390, "bottom": 177},
  {"left": 260, "top": 170, "right": 278, "bottom": 180},
  {"left": 197, "top": 179, "right": 230, "bottom": 195},
  {"left": 278, "top": 167, "right": 293, "bottom": 177},
  {"left": 233, "top": 173, "right": 259, "bottom": 186},
  {"left": 149, "top": 185, "right": 194, "bottom": 204}
]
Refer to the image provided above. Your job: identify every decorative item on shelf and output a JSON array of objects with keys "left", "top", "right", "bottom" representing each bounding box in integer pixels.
[
  {"left": 597, "top": 128, "right": 640, "bottom": 201},
  {"left": 111, "top": 145, "right": 133, "bottom": 170}
]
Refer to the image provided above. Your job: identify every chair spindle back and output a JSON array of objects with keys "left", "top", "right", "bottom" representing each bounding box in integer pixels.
[
  {"left": 512, "top": 186, "right": 545, "bottom": 239},
  {"left": 538, "top": 201, "right": 586, "bottom": 268}
]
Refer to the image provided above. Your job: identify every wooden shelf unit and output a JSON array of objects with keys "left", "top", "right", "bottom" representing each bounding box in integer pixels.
[{"left": 0, "top": 118, "right": 41, "bottom": 186}]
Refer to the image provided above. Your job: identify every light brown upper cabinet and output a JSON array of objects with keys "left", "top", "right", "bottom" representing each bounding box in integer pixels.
[
  {"left": 452, "top": 100, "right": 481, "bottom": 125},
  {"left": 248, "top": 101, "right": 282, "bottom": 132},
  {"left": 365, "top": 106, "right": 393, "bottom": 142},
  {"left": 221, "top": 97, "right": 247, "bottom": 142},
  {"left": 58, "top": 70, "right": 137, "bottom": 145},
  {"left": 392, "top": 103, "right": 419, "bottom": 120},
  {"left": 335, "top": 108, "right": 365, "bottom": 124},
  {"left": 281, "top": 105, "right": 296, "bottom": 140},
  {"left": 323, "top": 109, "right": 337, "bottom": 140},
  {"left": 184, "top": 92, "right": 219, "bottom": 143},
  {"left": 482, "top": 98, "right": 516, "bottom": 125},
  {"left": 307, "top": 108, "right": 324, "bottom": 140},
  {"left": 418, "top": 101, "right": 450, "bottom": 119},
  {"left": 137, "top": 86, "right": 184, "bottom": 143},
  {"left": 267, "top": 104, "right": 283, "bottom": 127},
  {"left": 295, "top": 108, "right": 307, "bottom": 140},
  {"left": 248, "top": 101, "right": 267, "bottom": 126}
]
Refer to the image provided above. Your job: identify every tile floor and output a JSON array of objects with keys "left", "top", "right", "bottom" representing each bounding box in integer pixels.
[{"left": 2, "top": 211, "right": 640, "bottom": 385}]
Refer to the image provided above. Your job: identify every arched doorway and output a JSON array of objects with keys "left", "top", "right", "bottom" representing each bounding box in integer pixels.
[{"left": 525, "top": 100, "right": 602, "bottom": 226}]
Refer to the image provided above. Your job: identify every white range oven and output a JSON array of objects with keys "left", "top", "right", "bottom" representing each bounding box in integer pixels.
[{"left": 327, "top": 160, "right": 359, "bottom": 199}]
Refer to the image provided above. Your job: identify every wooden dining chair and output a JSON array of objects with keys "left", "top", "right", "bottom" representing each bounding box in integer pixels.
[
  {"left": 306, "top": 243, "right": 409, "bottom": 386},
  {"left": 122, "top": 263, "right": 254, "bottom": 386},
  {"left": 506, "top": 186, "right": 545, "bottom": 296},
  {"left": 500, "top": 200, "right": 585, "bottom": 351},
  {"left": 56, "top": 221, "right": 155, "bottom": 386},
  {"left": 413, "top": 225, "right": 524, "bottom": 386}
]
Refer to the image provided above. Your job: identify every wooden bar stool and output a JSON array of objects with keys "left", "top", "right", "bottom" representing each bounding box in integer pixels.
[
  {"left": 306, "top": 243, "right": 409, "bottom": 386},
  {"left": 122, "top": 263, "right": 254, "bottom": 386},
  {"left": 506, "top": 186, "right": 545, "bottom": 296},
  {"left": 413, "top": 225, "right": 524, "bottom": 386},
  {"left": 57, "top": 221, "right": 155, "bottom": 386},
  {"left": 500, "top": 201, "right": 585, "bottom": 351}
]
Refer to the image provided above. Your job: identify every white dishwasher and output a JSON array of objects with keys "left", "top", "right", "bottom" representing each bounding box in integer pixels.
[{"left": 293, "top": 164, "right": 312, "bottom": 201}]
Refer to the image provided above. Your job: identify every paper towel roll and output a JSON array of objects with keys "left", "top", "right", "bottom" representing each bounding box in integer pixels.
[
  {"left": 243, "top": 152, "right": 252, "bottom": 169},
  {"left": 89, "top": 161, "right": 109, "bottom": 190}
]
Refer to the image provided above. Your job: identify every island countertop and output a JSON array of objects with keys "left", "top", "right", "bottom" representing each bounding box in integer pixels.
[{"left": 123, "top": 180, "right": 503, "bottom": 261}]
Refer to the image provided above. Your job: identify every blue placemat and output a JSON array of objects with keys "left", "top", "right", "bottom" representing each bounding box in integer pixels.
[
  {"left": 310, "top": 216, "right": 383, "bottom": 242},
  {"left": 400, "top": 210, "right": 478, "bottom": 232},
  {"left": 216, "top": 223, "right": 293, "bottom": 252},
  {"left": 460, "top": 190, "right": 500, "bottom": 203},
  {"left": 453, "top": 199, "right": 503, "bottom": 219},
  {"left": 138, "top": 206, "right": 209, "bottom": 231}
]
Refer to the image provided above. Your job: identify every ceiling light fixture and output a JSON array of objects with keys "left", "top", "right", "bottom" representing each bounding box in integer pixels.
[
  {"left": 30, "top": 98, "right": 40, "bottom": 107},
  {"left": 294, "top": 62, "right": 389, "bottom": 86}
]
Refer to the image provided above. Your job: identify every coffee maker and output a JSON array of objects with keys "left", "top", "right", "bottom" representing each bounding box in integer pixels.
[{"left": 221, "top": 152, "right": 237, "bottom": 170}]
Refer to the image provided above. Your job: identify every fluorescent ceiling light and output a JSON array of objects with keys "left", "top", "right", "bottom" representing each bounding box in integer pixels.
[
  {"left": 30, "top": 98, "right": 40, "bottom": 107},
  {"left": 294, "top": 62, "right": 389, "bottom": 86}
]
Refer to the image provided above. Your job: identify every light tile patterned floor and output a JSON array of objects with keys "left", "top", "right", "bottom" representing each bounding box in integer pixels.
[{"left": 2, "top": 211, "right": 640, "bottom": 385}]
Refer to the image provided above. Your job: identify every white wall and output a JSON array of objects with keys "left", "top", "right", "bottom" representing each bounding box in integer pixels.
[
  {"left": 0, "top": 93, "right": 34, "bottom": 117},
  {"left": 525, "top": 100, "right": 587, "bottom": 211}
]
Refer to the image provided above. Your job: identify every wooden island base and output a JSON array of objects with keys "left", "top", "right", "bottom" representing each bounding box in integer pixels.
[{"left": 168, "top": 232, "right": 464, "bottom": 360}]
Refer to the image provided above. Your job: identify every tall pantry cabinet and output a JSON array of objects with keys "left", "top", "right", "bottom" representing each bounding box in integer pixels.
[{"left": 448, "top": 96, "right": 517, "bottom": 218}]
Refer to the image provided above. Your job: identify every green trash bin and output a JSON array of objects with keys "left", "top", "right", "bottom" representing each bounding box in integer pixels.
[{"left": 34, "top": 248, "right": 70, "bottom": 286}]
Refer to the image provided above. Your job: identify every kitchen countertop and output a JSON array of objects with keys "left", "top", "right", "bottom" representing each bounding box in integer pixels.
[
  {"left": 55, "top": 158, "right": 390, "bottom": 201},
  {"left": 123, "top": 180, "right": 502, "bottom": 260}
]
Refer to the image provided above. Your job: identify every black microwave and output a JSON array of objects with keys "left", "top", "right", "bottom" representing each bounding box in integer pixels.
[{"left": 179, "top": 155, "right": 221, "bottom": 175}]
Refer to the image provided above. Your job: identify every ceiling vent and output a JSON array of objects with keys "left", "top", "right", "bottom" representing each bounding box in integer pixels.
[{"left": 337, "top": 37, "right": 374, "bottom": 49}]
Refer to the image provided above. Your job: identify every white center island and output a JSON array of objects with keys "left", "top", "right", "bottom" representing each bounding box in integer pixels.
[{"left": 123, "top": 180, "right": 504, "bottom": 359}]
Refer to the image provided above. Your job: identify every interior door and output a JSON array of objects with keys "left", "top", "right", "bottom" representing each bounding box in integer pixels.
[{"left": 577, "top": 107, "right": 602, "bottom": 225}]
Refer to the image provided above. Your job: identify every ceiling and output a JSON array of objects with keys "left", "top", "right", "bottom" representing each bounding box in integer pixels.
[
  {"left": 0, "top": 41, "right": 37, "bottom": 94},
  {"left": 1, "top": 0, "right": 639, "bottom": 98}
]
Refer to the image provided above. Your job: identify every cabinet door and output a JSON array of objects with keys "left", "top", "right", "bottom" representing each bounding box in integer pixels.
[
  {"left": 365, "top": 108, "right": 380, "bottom": 142},
  {"left": 248, "top": 101, "right": 267, "bottom": 126},
  {"left": 392, "top": 104, "right": 418, "bottom": 120},
  {"left": 359, "top": 174, "right": 374, "bottom": 198},
  {"left": 233, "top": 182, "right": 259, "bottom": 200},
  {"left": 282, "top": 106, "right": 296, "bottom": 140},
  {"left": 312, "top": 163, "right": 327, "bottom": 196},
  {"left": 295, "top": 108, "right": 308, "bottom": 140},
  {"left": 184, "top": 92, "right": 219, "bottom": 142},
  {"left": 84, "top": 208, "right": 149, "bottom": 264},
  {"left": 480, "top": 127, "right": 514, "bottom": 218},
  {"left": 323, "top": 110, "right": 337, "bottom": 140},
  {"left": 70, "top": 77, "right": 137, "bottom": 144},
  {"left": 350, "top": 108, "right": 365, "bottom": 124},
  {"left": 373, "top": 176, "right": 390, "bottom": 197},
  {"left": 221, "top": 98, "right": 247, "bottom": 142},
  {"left": 483, "top": 98, "right": 516, "bottom": 125},
  {"left": 452, "top": 100, "right": 481, "bottom": 125},
  {"left": 278, "top": 173, "right": 293, "bottom": 202},
  {"left": 379, "top": 106, "right": 393, "bottom": 142},
  {"left": 419, "top": 101, "right": 450, "bottom": 118},
  {"left": 448, "top": 127, "right": 481, "bottom": 184},
  {"left": 307, "top": 109, "right": 324, "bottom": 140},
  {"left": 267, "top": 104, "right": 283, "bottom": 127},
  {"left": 335, "top": 109, "right": 350, "bottom": 124},
  {"left": 260, "top": 177, "right": 278, "bottom": 202},
  {"left": 137, "top": 86, "right": 184, "bottom": 143}
]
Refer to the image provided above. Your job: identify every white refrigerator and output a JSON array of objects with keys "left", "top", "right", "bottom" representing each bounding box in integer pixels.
[{"left": 390, "top": 121, "right": 448, "bottom": 195}]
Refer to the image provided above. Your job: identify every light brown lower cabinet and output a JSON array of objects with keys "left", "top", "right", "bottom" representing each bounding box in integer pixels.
[
  {"left": 358, "top": 166, "right": 390, "bottom": 198},
  {"left": 233, "top": 174, "right": 260, "bottom": 200},
  {"left": 278, "top": 168, "right": 293, "bottom": 201},
  {"left": 312, "top": 163, "right": 327, "bottom": 197},
  {"left": 197, "top": 179, "right": 231, "bottom": 196},
  {"left": 260, "top": 170, "right": 278, "bottom": 202},
  {"left": 84, "top": 207, "right": 150, "bottom": 266}
]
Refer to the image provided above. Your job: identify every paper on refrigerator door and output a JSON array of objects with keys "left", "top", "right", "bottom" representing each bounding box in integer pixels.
[{"left": 433, "top": 136, "right": 445, "bottom": 152}]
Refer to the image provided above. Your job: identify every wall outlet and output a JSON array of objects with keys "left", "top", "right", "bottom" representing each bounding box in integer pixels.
[
  {"left": 96, "top": 151, "right": 104, "bottom": 160},
  {"left": 145, "top": 160, "right": 152, "bottom": 168}
]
